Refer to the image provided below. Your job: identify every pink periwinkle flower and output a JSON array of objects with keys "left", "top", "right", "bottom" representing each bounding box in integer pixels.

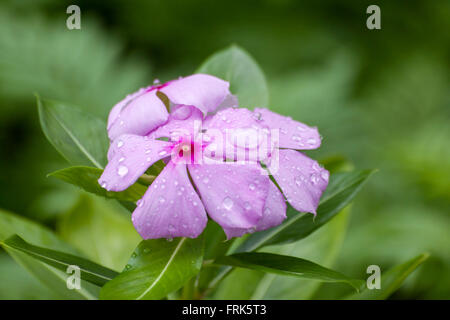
[{"left": 99, "top": 74, "right": 329, "bottom": 239}]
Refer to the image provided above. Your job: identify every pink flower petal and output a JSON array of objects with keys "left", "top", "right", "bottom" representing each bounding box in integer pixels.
[
  {"left": 222, "top": 180, "right": 287, "bottom": 238},
  {"left": 160, "top": 74, "right": 231, "bottom": 115},
  {"left": 267, "top": 149, "right": 329, "bottom": 214},
  {"left": 188, "top": 162, "right": 269, "bottom": 231},
  {"left": 203, "top": 108, "right": 272, "bottom": 162},
  {"left": 107, "top": 87, "right": 150, "bottom": 130},
  {"left": 99, "top": 134, "right": 172, "bottom": 192},
  {"left": 254, "top": 108, "right": 321, "bottom": 150},
  {"left": 108, "top": 90, "right": 169, "bottom": 141},
  {"left": 132, "top": 163, "right": 208, "bottom": 239},
  {"left": 148, "top": 105, "right": 203, "bottom": 141}
]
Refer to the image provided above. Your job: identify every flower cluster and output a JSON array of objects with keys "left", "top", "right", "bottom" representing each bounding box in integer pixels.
[{"left": 99, "top": 74, "right": 329, "bottom": 239}]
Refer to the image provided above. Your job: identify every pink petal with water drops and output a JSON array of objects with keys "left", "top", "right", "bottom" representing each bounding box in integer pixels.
[
  {"left": 254, "top": 108, "right": 321, "bottom": 150},
  {"left": 107, "top": 86, "right": 150, "bottom": 130},
  {"left": 132, "top": 163, "right": 208, "bottom": 239},
  {"left": 203, "top": 108, "right": 271, "bottom": 162},
  {"left": 188, "top": 162, "right": 269, "bottom": 230},
  {"left": 148, "top": 105, "right": 203, "bottom": 141},
  {"left": 222, "top": 180, "right": 287, "bottom": 238},
  {"left": 99, "top": 134, "right": 172, "bottom": 192},
  {"left": 108, "top": 90, "right": 169, "bottom": 141},
  {"left": 160, "top": 74, "right": 231, "bottom": 115},
  {"left": 267, "top": 149, "right": 329, "bottom": 214}
]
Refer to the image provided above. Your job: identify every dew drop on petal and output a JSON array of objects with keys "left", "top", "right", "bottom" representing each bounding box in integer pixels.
[
  {"left": 249, "top": 183, "right": 256, "bottom": 191},
  {"left": 264, "top": 207, "right": 271, "bottom": 216},
  {"left": 244, "top": 202, "right": 251, "bottom": 211},
  {"left": 292, "top": 135, "right": 302, "bottom": 142},
  {"left": 159, "top": 196, "right": 166, "bottom": 203},
  {"left": 222, "top": 197, "right": 234, "bottom": 210},
  {"left": 118, "top": 166, "right": 128, "bottom": 177},
  {"left": 307, "top": 138, "right": 316, "bottom": 145},
  {"left": 159, "top": 150, "right": 167, "bottom": 156},
  {"left": 203, "top": 177, "right": 209, "bottom": 184},
  {"left": 136, "top": 199, "right": 144, "bottom": 207},
  {"left": 117, "top": 140, "right": 124, "bottom": 148}
]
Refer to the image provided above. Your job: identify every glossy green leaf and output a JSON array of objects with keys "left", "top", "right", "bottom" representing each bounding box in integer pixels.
[
  {"left": 196, "top": 45, "right": 269, "bottom": 108},
  {"left": 251, "top": 207, "right": 351, "bottom": 299},
  {"left": 237, "top": 169, "right": 375, "bottom": 251},
  {"left": 345, "top": 253, "right": 430, "bottom": 300},
  {"left": 215, "top": 252, "right": 363, "bottom": 290},
  {"left": 0, "top": 209, "right": 99, "bottom": 299},
  {"left": 1, "top": 235, "right": 118, "bottom": 287},
  {"left": 37, "top": 96, "right": 109, "bottom": 168},
  {"left": 100, "top": 237, "right": 204, "bottom": 300},
  {"left": 58, "top": 194, "right": 142, "bottom": 271},
  {"left": 49, "top": 166, "right": 150, "bottom": 203}
]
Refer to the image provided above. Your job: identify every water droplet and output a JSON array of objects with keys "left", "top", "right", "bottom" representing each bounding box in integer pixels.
[
  {"left": 203, "top": 177, "right": 209, "bottom": 184},
  {"left": 222, "top": 197, "right": 234, "bottom": 210},
  {"left": 295, "top": 176, "right": 303, "bottom": 186},
  {"left": 253, "top": 112, "right": 262, "bottom": 120},
  {"left": 264, "top": 207, "right": 271, "bottom": 215},
  {"left": 174, "top": 181, "right": 179, "bottom": 186},
  {"left": 153, "top": 78, "right": 160, "bottom": 84},
  {"left": 310, "top": 174, "right": 319, "bottom": 184},
  {"left": 131, "top": 252, "right": 137, "bottom": 258},
  {"left": 297, "top": 125, "right": 306, "bottom": 132},
  {"left": 193, "top": 201, "right": 198, "bottom": 207},
  {"left": 101, "top": 182, "right": 107, "bottom": 188},
  {"left": 136, "top": 199, "right": 144, "bottom": 207},
  {"left": 118, "top": 157, "right": 125, "bottom": 163},
  {"left": 125, "top": 264, "right": 131, "bottom": 270},
  {"left": 159, "top": 196, "right": 166, "bottom": 203},
  {"left": 145, "top": 150, "right": 151, "bottom": 154},
  {"left": 244, "top": 202, "right": 251, "bottom": 211},
  {"left": 117, "top": 140, "right": 124, "bottom": 148},
  {"left": 321, "top": 171, "right": 329, "bottom": 181},
  {"left": 292, "top": 135, "right": 302, "bottom": 142},
  {"left": 307, "top": 138, "right": 316, "bottom": 145},
  {"left": 249, "top": 183, "right": 256, "bottom": 191},
  {"left": 118, "top": 165, "right": 128, "bottom": 177},
  {"left": 146, "top": 157, "right": 151, "bottom": 162},
  {"left": 143, "top": 248, "right": 150, "bottom": 254}
]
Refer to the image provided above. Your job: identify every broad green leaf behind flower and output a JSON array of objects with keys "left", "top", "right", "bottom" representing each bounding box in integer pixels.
[{"left": 196, "top": 45, "right": 269, "bottom": 108}]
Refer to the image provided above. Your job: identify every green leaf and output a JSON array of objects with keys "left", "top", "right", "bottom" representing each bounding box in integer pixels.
[
  {"left": 37, "top": 96, "right": 109, "bottom": 168},
  {"left": 345, "top": 253, "right": 430, "bottom": 300},
  {"left": 100, "top": 237, "right": 204, "bottom": 300},
  {"left": 1, "top": 235, "right": 118, "bottom": 287},
  {"left": 237, "top": 169, "right": 375, "bottom": 251},
  {"left": 49, "top": 166, "right": 150, "bottom": 203},
  {"left": 251, "top": 207, "right": 351, "bottom": 299},
  {"left": 215, "top": 252, "right": 363, "bottom": 290},
  {"left": 58, "top": 194, "right": 142, "bottom": 271},
  {"left": 196, "top": 45, "right": 269, "bottom": 108},
  {"left": 0, "top": 209, "right": 99, "bottom": 299}
]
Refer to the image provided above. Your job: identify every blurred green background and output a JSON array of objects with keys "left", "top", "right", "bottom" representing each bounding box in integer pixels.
[{"left": 0, "top": 0, "right": 449, "bottom": 299}]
